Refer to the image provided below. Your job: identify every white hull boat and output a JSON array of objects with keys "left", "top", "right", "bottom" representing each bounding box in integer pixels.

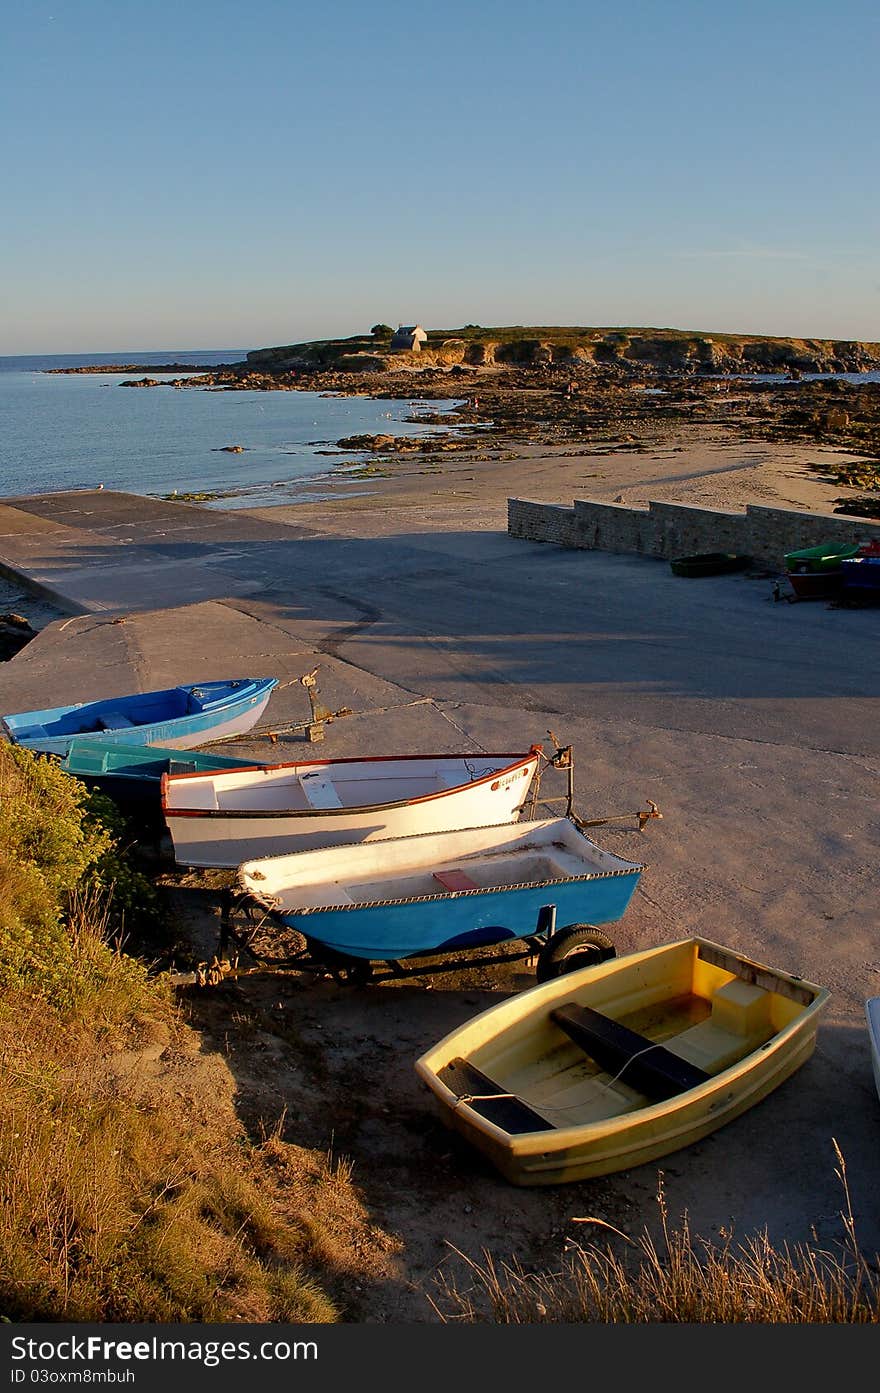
[
  {"left": 236, "top": 816, "right": 643, "bottom": 963},
  {"left": 162, "top": 747, "right": 543, "bottom": 868}
]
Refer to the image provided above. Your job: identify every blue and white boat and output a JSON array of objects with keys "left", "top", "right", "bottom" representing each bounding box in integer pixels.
[
  {"left": 2, "top": 677, "right": 278, "bottom": 757},
  {"left": 237, "top": 817, "right": 643, "bottom": 964}
]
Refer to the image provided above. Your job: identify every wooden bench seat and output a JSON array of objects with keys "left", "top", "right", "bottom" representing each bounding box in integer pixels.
[
  {"left": 299, "top": 774, "right": 344, "bottom": 810},
  {"left": 550, "top": 1003, "right": 711, "bottom": 1102},
  {"left": 437, "top": 1057, "right": 553, "bottom": 1134}
]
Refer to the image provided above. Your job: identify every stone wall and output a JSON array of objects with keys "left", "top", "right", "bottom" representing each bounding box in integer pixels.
[{"left": 507, "top": 498, "right": 880, "bottom": 569}]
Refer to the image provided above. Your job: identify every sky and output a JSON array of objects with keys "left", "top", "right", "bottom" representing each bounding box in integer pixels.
[{"left": 2, "top": 0, "right": 878, "bottom": 353}]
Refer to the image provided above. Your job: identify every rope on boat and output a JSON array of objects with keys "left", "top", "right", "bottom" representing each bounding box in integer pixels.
[
  {"left": 454, "top": 1092, "right": 517, "bottom": 1108},
  {"left": 454, "top": 1040, "right": 673, "bottom": 1123}
]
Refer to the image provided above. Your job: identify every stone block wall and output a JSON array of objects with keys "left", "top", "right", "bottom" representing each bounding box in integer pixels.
[{"left": 507, "top": 497, "right": 880, "bottom": 569}]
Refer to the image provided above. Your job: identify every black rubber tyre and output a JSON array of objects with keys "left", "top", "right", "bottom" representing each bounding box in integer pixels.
[{"left": 535, "top": 924, "right": 616, "bottom": 984}]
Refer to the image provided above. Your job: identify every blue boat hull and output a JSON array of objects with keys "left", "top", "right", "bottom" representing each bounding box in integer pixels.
[
  {"left": 3, "top": 678, "right": 277, "bottom": 757},
  {"left": 841, "top": 556, "right": 880, "bottom": 605},
  {"left": 288, "top": 873, "right": 641, "bottom": 961}
]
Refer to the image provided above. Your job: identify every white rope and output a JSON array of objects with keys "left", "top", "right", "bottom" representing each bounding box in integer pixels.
[
  {"left": 453, "top": 1092, "right": 516, "bottom": 1108},
  {"left": 455, "top": 1039, "right": 672, "bottom": 1125}
]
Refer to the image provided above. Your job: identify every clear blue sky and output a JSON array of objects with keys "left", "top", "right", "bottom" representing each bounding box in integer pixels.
[{"left": 3, "top": 0, "right": 878, "bottom": 353}]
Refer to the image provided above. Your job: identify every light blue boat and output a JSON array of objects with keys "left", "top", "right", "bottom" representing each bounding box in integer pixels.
[
  {"left": 2, "top": 677, "right": 278, "bottom": 758},
  {"left": 237, "top": 817, "right": 643, "bottom": 965}
]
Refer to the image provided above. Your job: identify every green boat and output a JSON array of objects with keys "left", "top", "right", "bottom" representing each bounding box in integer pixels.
[{"left": 784, "top": 541, "right": 861, "bottom": 574}]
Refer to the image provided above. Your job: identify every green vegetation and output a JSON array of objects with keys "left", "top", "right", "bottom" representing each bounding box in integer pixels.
[
  {"left": 0, "top": 744, "right": 157, "bottom": 1011},
  {"left": 0, "top": 743, "right": 339, "bottom": 1323},
  {"left": 439, "top": 1161, "right": 880, "bottom": 1323},
  {"left": 245, "top": 325, "right": 880, "bottom": 375}
]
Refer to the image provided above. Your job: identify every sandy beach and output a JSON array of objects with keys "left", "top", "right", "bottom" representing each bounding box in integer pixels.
[{"left": 246, "top": 428, "right": 871, "bottom": 531}]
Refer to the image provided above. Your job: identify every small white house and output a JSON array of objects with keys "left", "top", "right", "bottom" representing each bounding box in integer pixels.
[{"left": 390, "top": 324, "right": 428, "bottom": 352}]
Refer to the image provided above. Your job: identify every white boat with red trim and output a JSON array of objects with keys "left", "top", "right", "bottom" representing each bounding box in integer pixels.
[{"left": 162, "top": 746, "right": 544, "bottom": 868}]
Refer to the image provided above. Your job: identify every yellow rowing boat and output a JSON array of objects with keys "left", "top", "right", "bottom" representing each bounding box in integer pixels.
[{"left": 415, "top": 936, "right": 829, "bottom": 1185}]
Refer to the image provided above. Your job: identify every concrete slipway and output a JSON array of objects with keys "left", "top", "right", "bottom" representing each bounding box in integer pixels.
[{"left": 1, "top": 488, "right": 878, "bottom": 1270}]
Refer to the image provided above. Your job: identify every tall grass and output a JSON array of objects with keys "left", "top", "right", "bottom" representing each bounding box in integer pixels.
[
  {"left": 0, "top": 743, "right": 339, "bottom": 1322},
  {"left": 0, "top": 992, "right": 336, "bottom": 1321},
  {"left": 436, "top": 1155, "right": 880, "bottom": 1323}
]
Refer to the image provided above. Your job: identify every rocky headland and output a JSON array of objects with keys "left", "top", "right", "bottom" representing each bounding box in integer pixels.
[{"left": 47, "top": 326, "right": 880, "bottom": 515}]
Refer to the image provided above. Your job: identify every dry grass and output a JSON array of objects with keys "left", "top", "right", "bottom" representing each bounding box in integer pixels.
[
  {"left": 436, "top": 1152, "right": 880, "bottom": 1323},
  {"left": 0, "top": 976, "right": 342, "bottom": 1322},
  {"left": 0, "top": 742, "right": 347, "bottom": 1323}
]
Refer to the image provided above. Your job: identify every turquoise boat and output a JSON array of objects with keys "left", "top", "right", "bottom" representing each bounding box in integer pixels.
[
  {"left": 2, "top": 677, "right": 278, "bottom": 758},
  {"left": 60, "top": 737, "right": 260, "bottom": 818},
  {"left": 62, "top": 737, "right": 259, "bottom": 783}
]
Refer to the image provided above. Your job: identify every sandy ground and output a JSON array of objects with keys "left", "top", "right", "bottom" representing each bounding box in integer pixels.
[
  {"left": 246, "top": 428, "right": 874, "bottom": 532},
  {"left": 2, "top": 426, "right": 878, "bottom": 1322}
]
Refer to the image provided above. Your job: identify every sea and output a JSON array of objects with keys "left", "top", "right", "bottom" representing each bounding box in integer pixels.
[{"left": 0, "top": 350, "right": 463, "bottom": 510}]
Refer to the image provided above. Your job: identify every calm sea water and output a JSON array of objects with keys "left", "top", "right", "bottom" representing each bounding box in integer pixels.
[
  {"left": 0, "top": 351, "right": 462, "bottom": 509},
  {"left": 736, "top": 372, "right": 880, "bottom": 384}
]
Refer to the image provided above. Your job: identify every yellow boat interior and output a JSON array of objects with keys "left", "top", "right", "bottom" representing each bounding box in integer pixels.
[{"left": 437, "top": 939, "right": 823, "bottom": 1133}]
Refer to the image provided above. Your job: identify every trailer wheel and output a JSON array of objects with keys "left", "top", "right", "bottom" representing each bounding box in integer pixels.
[{"left": 535, "top": 924, "right": 616, "bottom": 983}]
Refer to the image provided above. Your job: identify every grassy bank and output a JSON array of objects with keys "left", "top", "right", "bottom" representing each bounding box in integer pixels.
[{"left": 0, "top": 744, "right": 340, "bottom": 1322}]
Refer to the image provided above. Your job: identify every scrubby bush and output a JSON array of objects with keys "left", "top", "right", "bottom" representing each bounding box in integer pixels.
[{"left": 0, "top": 743, "right": 158, "bottom": 1012}]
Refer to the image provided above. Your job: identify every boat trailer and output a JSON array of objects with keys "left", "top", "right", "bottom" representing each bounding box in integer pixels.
[
  {"left": 172, "top": 733, "right": 661, "bottom": 990},
  {"left": 182, "top": 898, "right": 580, "bottom": 989}
]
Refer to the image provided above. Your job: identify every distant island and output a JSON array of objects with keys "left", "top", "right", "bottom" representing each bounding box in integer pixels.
[
  {"left": 45, "top": 359, "right": 240, "bottom": 375},
  {"left": 45, "top": 325, "right": 880, "bottom": 380},
  {"left": 243, "top": 324, "right": 880, "bottom": 377}
]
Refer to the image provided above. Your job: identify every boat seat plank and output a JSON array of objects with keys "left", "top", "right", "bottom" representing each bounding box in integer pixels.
[
  {"left": 438, "top": 1057, "right": 553, "bottom": 1134},
  {"left": 97, "top": 711, "right": 136, "bottom": 730},
  {"left": 300, "top": 774, "right": 344, "bottom": 810},
  {"left": 550, "top": 1004, "right": 711, "bottom": 1102},
  {"left": 433, "top": 868, "right": 479, "bottom": 892}
]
